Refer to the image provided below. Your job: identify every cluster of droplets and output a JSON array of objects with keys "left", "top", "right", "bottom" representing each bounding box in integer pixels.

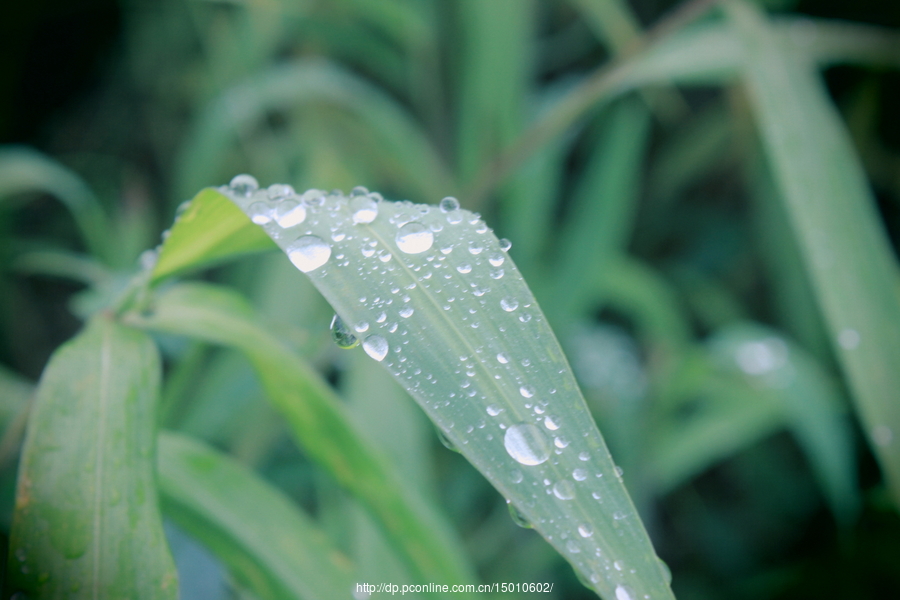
[{"left": 223, "top": 177, "right": 667, "bottom": 599}]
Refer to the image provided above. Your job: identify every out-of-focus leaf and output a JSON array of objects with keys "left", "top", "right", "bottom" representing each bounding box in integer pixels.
[
  {"left": 708, "top": 323, "right": 860, "bottom": 523},
  {"left": 126, "top": 283, "right": 478, "bottom": 596},
  {"left": 152, "top": 187, "right": 277, "bottom": 283},
  {"left": 0, "top": 146, "right": 111, "bottom": 261},
  {"left": 776, "top": 18, "right": 900, "bottom": 69},
  {"left": 158, "top": 431, "right": 356, "bottom": 600},
  {"left": 727, "top": 0, "right": 900, "bottom": 506},
  {"left": 6, "top": 316, "right": 177, "bottom": 598},
  {"left": 221, "top": 186, "right": 675, "bottom": 600}
]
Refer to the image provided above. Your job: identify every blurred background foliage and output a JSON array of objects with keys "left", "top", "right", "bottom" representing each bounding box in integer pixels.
[{"left": 1, "top": 0, "right": 900, "bottom": 598}]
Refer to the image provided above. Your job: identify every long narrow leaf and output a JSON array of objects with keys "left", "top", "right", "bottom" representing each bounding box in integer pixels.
[
  {"left": 6, "top": 316, "right": 177, "bottom": 598},
  {"left": 221, "top": 185, "right": 675, "bottom": 599}
]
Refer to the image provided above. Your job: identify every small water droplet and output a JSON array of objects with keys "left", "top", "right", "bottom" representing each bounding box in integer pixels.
[
  {"left": 499, "top": 238, "right": 512, "bottom": 251},
  {"left": 436, "top": 428, "right": 458, "bottom": 452},
  {"left": 490, "top": 268, "right": 504, "bottom": 279},
  {"left": 287, "top": 235, "right": 331, "bottom": 272},
  {"left": 578, "top": 451, "right": 590, "bottom": 461},
  {"left": 615, "top": 584, "right": 634, "bottom": 600},
  {"left": 447, "top": 211, "right": 463, "bottom": 225},
  {"left": 497, "top": 352, "right": 509, "bottom": 364},
  {"left": 440, "top": 197, "right": 460, "bottom": 212},
  {"left": 330, "top": 315, "right": 359, "bottom": 349},
  {"left": 614, "top": 465, "right": 624, "bottom": 478},
  {"left": 518, "top": 313, "right": 532, "bottom": 323},
  {"left": 267, "top": 183, "right": 295, "bottom": 201},
  {"left": 354, "top": 321, "right": 369, "bottom": 333},
  {"left": 507, "top": 500, "right": 532, "bottom": 528},
  {"left": 248, "top": 201, "right": 273, "bottom": 224},
  {"left": 614, "top": 560, "right": 625, "bottom": 571},
  {"left": 486, "top": 404, "right": 503, "bottom": 416},
  {"left": 554, "top": 436, "right": 570, "bottom": 449},
  {"left": 229, "top": 174, "right": 258, "bottom": 197},
  {"left": 510, "top": 469, "right": 523, "bottom": 484},
  {"left": 504, "top": 423, "right": 551, "bottom": 466},
  {"left": 552, "top": 480, "right": 575, "bottom": 500},
  {"left": 543, "top": 415, "right": 560, "bottom": 430},
  {"left": 362, "top": 335, "right": 389, "bottom": 361},
  {"left": 501, "top": 297, "right": 519, "bottom": 312},
  {"left": 457, "top": 264, "right": 472, "bottom": 274},
  {"left": 519, "top": 385, "right": 535, "bottom": 398},
  {"left": 658, "top": 557, "right": 673, "bottom": 585},
  {"left": 350, "top": 195, "right": 379, "bottom": 224},
  {"left": 275, "top": 201, "right": 307, "bottom": 227},
  {"left": 578, "top": 524, "right": 593, "bottom": 538},
  {"left": 468, "top": 242, "right": 483, "bottom": 255},
  {"left": 396, "top": 222, "right": 434, "bottom": 254},
  {"left": 613, "top": 511, "right": 626, "bottom": 521},
  {"left": 573, "top": 468, "right": 587, "bottom": 481},
  {"left": 350, "top": 185, "right": 369, "bottom": 197},
  {"left": 399, "top": 306, "right": 414, "bottom": 318},
  {"left": 566, "top": 540, "right": 581, "bottom": 553},
  {"left": 376, "top": 312, "right": 387, "bottom": 323}
]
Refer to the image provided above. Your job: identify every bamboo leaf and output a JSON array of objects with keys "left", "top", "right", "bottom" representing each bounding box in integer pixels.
[
  {"left": 157, "top": 431, "right": 356, "bottom": 600},
  {"left": 219, "top": 185, "right": 675, "bottom": 599},
  {"left": 726, "top": 0, "right": 900, "bottom": 506},
  {"left": 151, "top": 186, "right": 277, "bottom": 283},
  {"left": 6, "top": 316, "right": 177, "bottom": 599},
  {"left": 126, "top": 282, "right": 478, "bottom": 596}
]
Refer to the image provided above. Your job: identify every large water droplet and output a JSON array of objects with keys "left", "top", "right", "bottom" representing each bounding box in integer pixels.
[
  {"left": 499, "top": 238, "right": 512, "bottom": 251},
  {"left": 275, "top": 200, "right": 307, "bottom": 228},
  {"left": 330, "top": 315, "right": 359, "bottom": 349},
  {"left": 247, "top": 201, "right": 273, "bottom": 224},
  {"left": 504, "top": 424, "right": 550, "bottom": 466},
  {"left": 362, "top": 335, "right": 389, "bottom": 361},
  {"left": 501, "top": 297, "right": 519, "bottom": 312},
  {"left": 267, "top": 183, "right": 295, "bottom": 201},
  {"left": 396, "top": 222, "right": 434, "bottom": 254},
  {"left": 229, "top": 174, "right": 258, "bottom": 197},
  {"left": 287, "top": 235, "right": 331, "bottom": 272},
  {"left": 350, "top": 195, "right": 379, "bottom": 224},
  {"left": 506, "top": 500, "right": 532, "bottom": 528},
  {"left": 439, "top": 197, "right": 460, "bottom": 212},
  {"left": 552, "top": 480, "right": 575, "bottom": 500},
  {"left": 615, "top": 584, "right": 635, "bottom": 600}
]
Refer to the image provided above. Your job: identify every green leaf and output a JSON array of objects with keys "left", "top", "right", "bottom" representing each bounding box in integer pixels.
[
  {"left": 6, "top": 316, "right": 177, "bottom": 599},
  {"left": 0, "top": 146, "right": 111, "bottom": 262},
  {"left": 726, "top": 0, "right": 900, "bottom": 507},
  {"left": 151, "top": 187, "right": 277, "bottom": 283},
  {"left": 220, "top": 187, "right": 675, "bottom": 599},
  {"left": 157, "top": 431, "right": 356, "bottom": 600},
  {"left": 126, "top": 283, "right": 478, "bottom": 596}
]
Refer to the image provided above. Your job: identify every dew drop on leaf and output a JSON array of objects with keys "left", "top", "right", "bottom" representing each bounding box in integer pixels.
[
  {"left": 501, "top": 297, "right": 519, "bottom": 312},
  {"left": 396, "top": 222, "right": 434, "bottom": 254},
  {"left": 499, "top": 238, "right": 512, "bottom": 252},
  {"left": 362, "top": 334, "right": 389, "bottom": 361},
  {"left": 275, "top": 200, "right": 307, "bottom": 228},
  {"left": 350, "top": 195, "right": 379, "bottom": 224},
  {"left": 615, "top": 584, "right": 635, "bottom": 600},
  {"left": 506, "top": 499, "right": 533, "bottom": 528},
  {"left": 504, "top": 423, "right": 551, "bottom": 466},
  {"left": 287, "top": 235, "right": 331, "bottom": 272},
  {"left": 439, "top": 197, "right": 460, "bottom": 212},
  {"left": 247, "top": 201, "right": 273, "bottom": 224},
  {"left": 229, "top": 173, "right": 258, "bottom": 197},
  {"left": 552, "top": 480, "right": 575, "bottom": 500},
  {"left": 496, "top": 352, "right": 509, "bottom": 364},
  {"left": 578, "top": 524, "right": 594, "bottom": 538},
  {"left": 519, "top": 385, "right": 535, "bottom": 398},
  {"left": 267, "top": 183, "right": 295, "bottom": 201},
  {"left": 330, "top": 315, "right": 359, "bottom": 349}
]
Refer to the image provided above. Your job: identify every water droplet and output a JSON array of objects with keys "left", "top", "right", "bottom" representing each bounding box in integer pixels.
[
  {"left": 287, "top": 235, "right": 331, "bottom": 272},
  {"left": 496, "top": 352, "right": 509, "bottom": 364},
  {"left": 518, "top": 313, "right": 532, "bottom": 323},
  {"left": 362, "top": 335, "right": 389, "bottom": 361},
  {"left": 248, "top": 201, "right": 273, "bottom": 224},
  {"left": 566, "top": 540, "right": 581, "bottom": 553},
  {"left": 396, "top": 222, "right": 434, "bottom": 254},
  {"left": 615, "top": 584, "right": 634, "bottom": 600},
  {"left": 440, "top": 197, "right": 460, "bottom": 212},
  {"left": 839, "top": 328, "right": 861, "bottom": 350},
  {"left": 267, "top": 183, "right": 294, "bottom": 201},
  {"left": 457, "top": 264, "right": 472, "bottom": 274},
  {"left": 499, "top": 238, "right": 512, "bottom": 251},
  {"left": 614, "top": 560, "right": 625, "bottom": 571},
  {"left": 490, "top": 268, "right": 504, "bottom": 279},
  {"left": 614, "top": 465, "right": 624, "bottom": 478},
  {"left": 229, "top": 174, "right": 258, "bottom": 197},
  {"left": 486, "top": 404, "right": 503, "bottom": 416},
  {"left": 354, "top": 321, "right": 369, "bottom": 333},
  {"left": 501, "top": 297, "right": 519, "bottom": 312},
  {"left": 504, "top": 423, "right": 551, "bottom": 466},
  {"left": 543, "top": 415, "right": 560, "bottom": 430},
  {"left": 578, "top": 524, "right": 593, "bottom": 538},
  {"left": 375, "top": 312, "right": 387, "bottom": 323},
  {"left": 350, "top": 195, "right": 379, "bottom": 224},
  {"left": 578, "top": 451, "right": 590, "bottom": 461},
  {"left": 275, "top": 201, "right": 307, "bottom": 228},
  {"left": 552, "top": 480, "right": 575, "bottom": 500},
  {"left": 436, "top": 428, "right": 458, "bottom": 452},
  {"left": 554, "top": 436, "right": 570, "bottom": 449},
  {"left": 399, "top": 306, "right": 414, "bottom": 318},
  {"left": 613, "top": 511, "right": 626, "bottom": 521},
  {"left": 519, "top": 385, "right": 535, "bottom": 398},
  {"left": 468, "top": 241, "right": 483, "bottom": 255},
  {"left": 507, "top": 500, "right": 532, "bottom": 528},
  {"left": 573, "top": 468, "right": 588, "bottom": 481},
  {"left": 510, "top": 469, "right": 524, "bottom": 484},
  {"left": 330, "top": 315, "right": 359, "bottom": 349},
  {"left": 350, "top": 185, "right": 369, "bottom": 197},
  {"left": 447, "top": 211, "right": 463, "bottom": 225},
  {"left": 658, "top": 557, "right": 673, "bottom": 585}
]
